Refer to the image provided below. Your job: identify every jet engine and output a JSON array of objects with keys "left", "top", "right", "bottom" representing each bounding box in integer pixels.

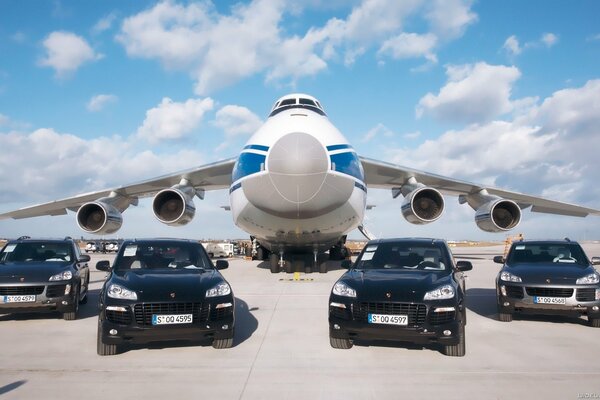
[
  {"left": 152, "top": 184, "right": 196, "bottom": 226},
  {"left": 396, "top": 178, "right": 445, "bottom": 224},
  {"left": 460, "top": 190, "right": 522, "bottom": 232},
  {"left": 76, "top": 201, "right": 123, "bottom": 234}
]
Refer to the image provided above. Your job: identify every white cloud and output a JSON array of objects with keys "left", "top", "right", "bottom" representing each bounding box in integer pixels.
[
  {"left": 416, "top": 62, "right": 521, "bottom": 123},
  {"left": 0, "top": 113, "right": 9, "bottom": 126},
  {"left": 587, "top": 33, "right": 600, "bottom": 42},
  {"left": 92, "top": 12, "right": 118, "bottom": 34},
  {"left": 39, "top": 31, "right": 102, "bottom": 78},
  {"left": 541, "top": 32, "right": 558, "bottom": 47},
  {"left": 503, "top": 35, "right": 521, "bottom": 56},
  {"left": 86, "top": 94, "right": 118, "bottom": 112},
  {"left": 136, "top": 97, "right": 214, "bottom": 143},
  {"left": 11, "top": 31, "right": 26, "bottom": 43},
  {"left": 378, "top": 32, "right": 437, "bottom": 62},
  {"left": 213, "top": 105, "right": 263, "bottom": 151},
  {"left": 424, "top": 0, "right": 477, "bottom": 39},
  {"left": 361, "top": 123, "right": 395, "bottom": 143}
]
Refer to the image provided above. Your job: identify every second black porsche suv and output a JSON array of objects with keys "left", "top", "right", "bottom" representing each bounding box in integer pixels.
[
  {"left": 495, "top": 239, "right": 600, "bottom": 326},
  {"left": 328, "top": 238, "right": 472, "bottom": 356},
  {"left": 96, "top": 239, "right": 235, "bottom": 355}
]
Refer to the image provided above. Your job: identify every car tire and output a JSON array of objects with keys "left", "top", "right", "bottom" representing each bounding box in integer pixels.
[
  {"left": 498, "top": 312, "right": 513, "bottom": 322},
  {"left": 319, "top": 261, "right": 328, "bottom": 274},
  {"left": 269, "top": 254, "right": 280, "bottom": 274},
  {"left": 212, "top": 337, "right": 233, "bottom": 349},
  {"left": 79, "top": 277, "right": 89, "bottom": 304},
  {"left": 97, "top": 324, "right": 118, "bottom": 356},
  {"left": 442, "top": 322, "right": 465, "bottom": 357},
  {"left": 330, "top": 336, "right": 353, "bottom": 349},
  {"left": 63, "top": 289, "right": 79, "bottom": 321},
  {"left": 589, "top": 317, "right": 600, "bottom": 328}
]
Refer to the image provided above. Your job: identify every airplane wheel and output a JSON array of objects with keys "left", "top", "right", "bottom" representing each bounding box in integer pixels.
[
  {"left": 319, "top": 262, "right": 328, "bottom": 273},
  {"left": 269, "top": 254, "right": 280, "bottom": 273}
]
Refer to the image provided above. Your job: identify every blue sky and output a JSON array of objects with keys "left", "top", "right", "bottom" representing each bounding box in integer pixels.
[{"left": 1, "top": 0, "right": 599, "bottom": 241}]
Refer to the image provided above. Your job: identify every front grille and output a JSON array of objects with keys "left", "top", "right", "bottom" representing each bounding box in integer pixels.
[
  {"left": 106, "top": 309, "right": 132, "bottom": 325},
  {"left": 576, "top": 288, "right": 597, "bottom": 302},
  {"left": 353, "top": 302, "right": 427, "bottom": 327},
  {"left": 134, "top": 303, "right": 206, "bottom": 326},
  {"left": 0, "top": 286, "right": 44, "bottom": 296},
  {"left": 505, "top": 285, "right": 524, "bottom": 299},
  {"left": 46, "top": 285, "right": 67, "bottom": 298},
  {"left": 429, "top": 310, "right": 456, "bottom": 325},
  {"left": 526, "top": 287, "right": 573, "bottom": 298}
]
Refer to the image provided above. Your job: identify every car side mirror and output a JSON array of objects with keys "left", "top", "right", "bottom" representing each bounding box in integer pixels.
[
  {"left": 493, "top": 256, "right": 505, "bottom": 264},
  {"left": 78, "top": 254, "right": 91, "bottom": 263},
  {"left": 456, "top": 260, "right": 473, "bottom": 271},
  {"left": 96, "top": 260, "right": 111, "bottom": 271},
  {"left": 591, "top": 257, "right": 600, "bottom": 266},
  {"left": 341, "top": 259, "right": 352, "bottom": 269},
  {"left": 215, "top": 260, "right": 229, "bottom": 270}
]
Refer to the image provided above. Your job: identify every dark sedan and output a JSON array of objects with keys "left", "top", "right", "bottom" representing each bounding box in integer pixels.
[
  {"left": 328, "top": 238, "right": 472, "bottom": 356},
  {"left": 0, "top": 236, "right": 90, "bottom": 320},
  {"left": 96, "top": 239, "right": 235, "bottom": 355},
  {"left": 495, "top": 239, "right": 600, "bottom": 326}
]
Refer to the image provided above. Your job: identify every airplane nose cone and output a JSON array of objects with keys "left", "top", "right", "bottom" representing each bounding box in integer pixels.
[{"left": 268, "top": 132, "right": 328, "bottom": 175}]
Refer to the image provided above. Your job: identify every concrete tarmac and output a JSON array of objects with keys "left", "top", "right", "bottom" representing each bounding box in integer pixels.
[{"left": 1, "top": 243, "right": 600, "bottom": 399}]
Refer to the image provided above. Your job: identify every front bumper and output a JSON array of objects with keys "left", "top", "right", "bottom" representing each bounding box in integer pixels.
[
  {"left": 0, "top": 282, "right": 77, "bottom": 314},
  {"left": 99, "top": 298, "right": 235, "bottom": 345},
  {"left": 328, "top": 298, "right": 464, "bottom": 345},
  {"left": 497, "top": 283, "right": 600, "bottom": 317}
]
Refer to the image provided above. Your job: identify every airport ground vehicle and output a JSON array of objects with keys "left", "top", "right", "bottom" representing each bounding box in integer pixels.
[
  {"left": 203, "top": 242, "right": 233, "bottom": 258},
  {"left": 85, "top": 241, "right": 97, "bottom": 253},
  {"left": 0, "top": 236, "right": 90, "bottom": 320},
  {"left": 495, "top": 239, "right": 600, "bottom": 326},
  {"left": 96, "top": 239, "right": 235, "bottom": 355},
  {"left": 328, "top": 238, "right": 472, "bottom": 356}
]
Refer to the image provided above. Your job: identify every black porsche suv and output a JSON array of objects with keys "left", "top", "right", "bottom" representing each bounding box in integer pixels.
[
  {"left": 495, "top": 239, "right": 600, "bottom": 326},
  {"left": 96, "top": 239, "right": 235, "bottom": 355},
  {"left": 0, "top": 236, "right": 90, "bottom": 320},
  {"left": 328, "top": 238, "right": 472, "bottom": 356}
]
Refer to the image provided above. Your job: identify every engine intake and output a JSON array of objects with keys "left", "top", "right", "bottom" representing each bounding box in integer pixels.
[
  {"left": 153, "top": 186, "right": 196, "bottom": 226},
  {"left": 76, "top": 201, "right": 123, "bottom": 234},
  {"left": 401, "top": 186, "right": 445, "bottom": 224},
  {"left": 475, "top": 199, "right": 521, "bottom": 232}
]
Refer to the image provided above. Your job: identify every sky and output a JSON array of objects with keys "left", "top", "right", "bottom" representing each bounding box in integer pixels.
[{"left": 0, "top": 0, "right": 599, "bottom": 242}]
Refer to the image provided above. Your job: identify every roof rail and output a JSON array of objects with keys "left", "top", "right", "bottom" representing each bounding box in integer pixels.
[{"left": 17, "top": 235, "right": 31, "bottom": 240}]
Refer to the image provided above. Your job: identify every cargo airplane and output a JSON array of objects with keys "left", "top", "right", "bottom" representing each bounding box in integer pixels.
[{"left": 1, "top": 93, "right": 599, "bottom": 273}]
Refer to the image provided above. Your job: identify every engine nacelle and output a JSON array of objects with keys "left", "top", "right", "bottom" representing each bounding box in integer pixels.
[
  {"left": 152, "top": 186, "right": 196, "bottom": 226},
  {"left": 401, "top": 187, "right": 445, "bottom": 224},
  {"left": 76, "top": 201, "right": 123, "bottom": 234},
  {"left": 475, "top": 199, "right": 521, "bottom": 232}
]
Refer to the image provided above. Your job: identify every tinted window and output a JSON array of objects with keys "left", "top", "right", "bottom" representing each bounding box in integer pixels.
[
  {"left": 114, "top": 242, "right": 213, "bottom": 271},
  {"left": 299, "top": 98, "right": 317, "bottom": 106},
  {"left": 330, "top": 152, "right": 364, "bottom": 181},
  {"left": 507, "top": 243, "right": 588, "bottom": 265},
  {"left": 354, "top": 242, "right": 451, "bottom": 271},
  {"left": 0, "top": 242, "right": 73, "bottom": 263},
  {"left": 279, "top": 98, "right": 296, "bottom": 106}
]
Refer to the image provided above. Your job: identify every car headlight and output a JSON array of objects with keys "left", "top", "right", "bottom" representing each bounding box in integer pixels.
[
  {"left": 500, "top": 271, "right": 522, "bottom": 283},
  {"left": 576, "top": 273, "right": 600, "bottom": 284},
  {"left": 49, "top": 270, "right": 73, "bottom": 281},
  {"left": 332, "top": 282, "right": 357, "bottom": 298},
  {"left": 206, "top": 282, "right": 231, "bottom": 297},
  {"left": 423, "top": 284, "right": 455, "bottom": 300},
  {"left": 107, "top": 284, "right": 138, "bottom": 300}
]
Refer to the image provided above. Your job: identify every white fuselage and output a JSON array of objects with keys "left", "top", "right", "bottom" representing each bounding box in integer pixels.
[{"left": 229, "top": 104, "right": 366, "bottom": 254}]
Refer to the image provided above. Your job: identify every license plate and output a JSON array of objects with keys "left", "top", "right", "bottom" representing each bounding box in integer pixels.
[
  {"left": 368, "top": 313, "right": 408, "bottom": 326},
  {"left": 151, "top": 314, "right": 193, "bottom": 325},
  {"left": 2, "top": 295, "right": 36, "bottom": 303},
  {"left": 534, "top": 296, "right": 567, "bottom": 305}
]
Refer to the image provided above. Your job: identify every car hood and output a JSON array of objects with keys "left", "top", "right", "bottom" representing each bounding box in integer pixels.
[
  {"left": 109, "top": 269, "right": 227, "bottom": 302},
  {"left": 0, "top": 262, "right": 72, "bottom": 283},
  {"left": 504, "top": 263, "right": 596, "bottom": 285},
  {"left": 343, "top": 269, "right": 452, "bottom": 302}
]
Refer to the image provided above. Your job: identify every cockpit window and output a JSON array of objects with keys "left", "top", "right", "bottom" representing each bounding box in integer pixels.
[
  {"left": 299, "top": 98, "right": 317, "bottom": 107},
  {"left": 279, "top": 98, "right": 297, "bottom": 106}
]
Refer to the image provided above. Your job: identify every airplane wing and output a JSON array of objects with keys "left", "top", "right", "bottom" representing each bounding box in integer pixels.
[
  {"left": 0, "top": 158, "right": 237, "bottom": 220},
  {"left": 360, "top": 156, "right": 600, "bottom": 217}
]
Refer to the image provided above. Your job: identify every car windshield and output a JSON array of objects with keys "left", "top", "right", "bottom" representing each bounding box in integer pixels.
[
  {"left": 507, "top": 243, "right": 588, "bottom": 266},
  {"left": 354, "top": 242, "right": 451, "bottom": 272},
  {"left": 0, "top": 242, "right": 73, "bottom": 263},
  {"left": 113, "top": 242, "right": 213, "bottom": 271}
]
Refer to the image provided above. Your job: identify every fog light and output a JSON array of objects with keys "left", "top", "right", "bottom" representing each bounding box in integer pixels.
[
  {"left": 443, "top": 330, "right": 452, "bottom": 336},
  {"left": 333, "top": 324, "right": 340, "bottom": 330},
  {"left": 503, "top": 302, "right": 510, "bottom": 307},
  {"left": 222, "top": 324, "right": 229, "bottom": 330},
  {"left": 593, "top": 306, "right": 599, "bottom": 312},
  {"left": 500, "top": 285, "right": 507, "bottom": 296},
  {"left": 61, "top": 300, "right": 68, "bottom": 305},
  {"left": 64, "top": 284, "right": 71, "bottom": 295},
  {"left": 109, "top": 329, "right": 118, "bottom": 335}
]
